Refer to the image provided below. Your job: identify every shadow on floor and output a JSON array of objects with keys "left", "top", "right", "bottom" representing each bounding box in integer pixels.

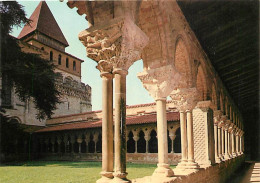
[{"left": 226, "top": 161, "right": 260, "bottom": 183}]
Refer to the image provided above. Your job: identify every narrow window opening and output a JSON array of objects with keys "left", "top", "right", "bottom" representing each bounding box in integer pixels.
[
  {"left": 58, "top": 54, "right": 62, "bottom": 65},
  {"left": 73, "top": 61, "right": 76, "bottom": 71},
  {"left": 50, "top": 51, "right": 53, "bottom": 61},
  {"left": 66, "top": 58, "right": 69, "bottom": 68}
]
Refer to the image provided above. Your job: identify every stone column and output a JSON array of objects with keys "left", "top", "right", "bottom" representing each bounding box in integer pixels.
[
  {"left": 186, "top": 110, "right": 199, "bottom": 168},
  {"left": 153, "top": 98, "right": 174, "bottom": 176},
  {"left": 93, "top": 134, "right": 99, "bottom": 153},
  {"left": 217, "top": 127, "right": 222, "bottom": 161},
  {"left": 224, "top": 128, "right": 230, "bottom": 159},
  {"left": 77, "top": 138, "right": 82, "bottom": 153},
  {"left": 57, "top": 138, "right": 61, "bottom": 153},
  {"left": 231, "top": 131, "right": 236, "bottom": 157},
  {"left": 97, "top": 70, "right": 114, "bottom": 183},
  {"left": 221, "top": 127, "right": 225, "bottom": 159},
  {"left": 139, "top": 65, "right": 181, "bottom": 178},
  {"left": 169, "top": 133, "right": 176, "bottom": 153},
  {"left": 113, "top": 68, "right": 128, "bottom": 181},
  {"left": 214, "top": 124, "right": 221, "bottom": 163},
  {"left": 227, "top": 131, "right": 232, "bottom": 158},
  {"left": 79, "top": 13, "right": 148, "bottom": 182},
  {"left": 178, "top": 111, "right": 187, "bottom": 167},
  {"left": 133, "top": 135, "right": 139, "bottom": 154},
  {"left": 144, "top": 133, "right": 151, "bottom": 153},
  {"left": 240, "top": 135, "right": 243, "bottom": 154},
  {"left": 236, "top": 133, "right": 239, "bottom": 155}
]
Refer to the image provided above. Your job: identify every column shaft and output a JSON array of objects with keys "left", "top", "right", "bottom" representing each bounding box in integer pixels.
[
  {"left": 180, "top": 111, "right": 188, "bottom": 164},
  {"left": 135, "top": 140, "right": 138, "bottom": 153},
  {"left": 156, "top": 99, "right": 168, "bottom": 165},
  {"left": 100, "top": 73, "right": 114, "bottom": 177},
  {"left": 153, "top": 98, "right": 174, "bottom": 176},
  {"left": 214, "top": 124, "right": 220, "bottom": 162},
  {"left": 231, "top": 132, "right": 235, "bottom": 157},
  {"left": 113, "top": 71, "right": 128, "bottom": 179},
  {"left": 222, "top": 128, "right": 225, "bottom": 158},
  {"left": 224, "top": 129, "right": 229, "bottom": 159},
  {"left": 218, "top": 127, "right": 222, "bottom": 160},
  {"left": 186, "top": 110, "right": 198, "bottom": 167},
  {"left": 171, "top": 139, "right": 174, "bottom": 153}
]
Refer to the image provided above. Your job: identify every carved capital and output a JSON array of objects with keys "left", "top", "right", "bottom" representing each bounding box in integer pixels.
[
  {"left": 79, "top": 17, "right": 149, "bottom": 71},
  {"left": 213, "top": 110, "right": 223, "bottom": 124},
  {"left": 170, "top": 87, "right": 198, "bottom": 111},
  {"left": 138, "top": 65, "right": 182, "bottom": 100}
]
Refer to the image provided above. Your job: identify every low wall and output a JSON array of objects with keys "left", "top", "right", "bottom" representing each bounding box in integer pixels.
[
  {"left": 36, "top": 153, "right": 181, "bottom": 165},
  {"left": 133, "top": 154, "right": 245, "bottom": 183},
  {"left": 173, "top": 155, "right": 245, "bottom": 183}
]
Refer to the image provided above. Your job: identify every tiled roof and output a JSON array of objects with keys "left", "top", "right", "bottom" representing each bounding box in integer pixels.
[
  {"left": 18, "top": 1, "right": 69, "bottom": 46},
  {"left": 36, "top": 112, "right": 179, "bottom": 133}
]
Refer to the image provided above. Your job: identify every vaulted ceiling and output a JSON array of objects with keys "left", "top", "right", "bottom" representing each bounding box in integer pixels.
[{"left": 177, "top": 0, "right": 259, "bottom": 113}]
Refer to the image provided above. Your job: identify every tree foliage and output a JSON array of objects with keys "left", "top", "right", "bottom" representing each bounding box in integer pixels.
[{"left": 1, "top": 1, "right": 61, "bottom": 120}]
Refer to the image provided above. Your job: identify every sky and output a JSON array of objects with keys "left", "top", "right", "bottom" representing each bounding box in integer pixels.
[{"left": 11, "top": 1, "right": 154, "bottom": 111}]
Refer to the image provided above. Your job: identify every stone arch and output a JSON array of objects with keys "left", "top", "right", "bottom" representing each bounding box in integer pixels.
[
  {"left": 148, "top": 129, "right": 158, "bottom": 153},
  {"left": 174, "top": 36, "right": 192, "bottom": 87},
  {"left": 137, "top": 130, "right": 146, "bottom": 153},
  {"left": 127, "top": 131, "right": 135, "bottom": 153},
  {"left": 196, "top": 65, "right": 207, "bottom": 101}
]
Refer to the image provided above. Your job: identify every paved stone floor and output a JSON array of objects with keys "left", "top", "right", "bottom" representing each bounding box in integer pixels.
[{"left": 226, "top": 161, "right": 260, "bottom": 183}]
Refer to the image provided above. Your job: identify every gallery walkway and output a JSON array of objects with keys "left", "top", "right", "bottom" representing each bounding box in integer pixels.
[{"left": 226, "top": 161, "right": 260, "bottom": 183}]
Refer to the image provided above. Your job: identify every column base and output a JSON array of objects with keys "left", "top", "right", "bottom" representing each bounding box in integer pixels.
[
  {"left": 232, "top": 153, "right": 237, "bottom": 157},
  {"left": 215, "top": 156, "right": 222, "bottom": 163},
  {"left": 97, "top": 172, "right": 114, "bottom": 183},
  {"left": 112, "top": 172, "right": 130, "bottom": 183},
  {"left": 176, "top": 160, "right": 188, "bottom": 169},
  {"left": 152, "top": 163, "right": 174, "bottom": 177},
  {"left": 185, "top": 161, "right": 200, "bottom": 169},
  {"left": 224, "top": 154, "right": 231, "bottom": 160}
]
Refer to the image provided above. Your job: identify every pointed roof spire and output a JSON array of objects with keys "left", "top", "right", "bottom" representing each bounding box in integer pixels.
[{"left": 18, "top": 1, "right": 69, "bottom": 47}]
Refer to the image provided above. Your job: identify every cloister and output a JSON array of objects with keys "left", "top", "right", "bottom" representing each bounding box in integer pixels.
[
  {"left": 1, "top": 0, "right": 258, "bottom": 183},
  {"left": 37, "top": 1, "right": 249, "bottom": 182}
]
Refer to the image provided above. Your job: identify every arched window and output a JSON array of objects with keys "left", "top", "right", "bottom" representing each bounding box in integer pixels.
[
  {"left": 127, "top": 131, "right": 135, "bottom": 153},
  {"left": 50, "top": 51, "right": 53, "bottom": 61},
  {"left": 58, "top": 54, "right": 62, "bottom": 65},
  {"left": 73, "top": 61, "right": 76, "bottom": 71},
  {"left": 137, "top": 131, "right": 146, "bottom": 153},
  {"left": 66, "top": 58, "right": 69, "bottom": 68},
  {"left": 149, "top": 130, "right": 158, "bottom": 153}
]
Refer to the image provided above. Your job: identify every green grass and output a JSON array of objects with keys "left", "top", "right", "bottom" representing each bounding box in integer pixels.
[{"left": 0, "top": 161, "right": 176, "bottom": 183}]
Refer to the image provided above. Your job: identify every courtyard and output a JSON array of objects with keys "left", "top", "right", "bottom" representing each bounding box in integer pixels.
[{"left": 0, "top": 161, "right": 176, "bottom": 183}]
